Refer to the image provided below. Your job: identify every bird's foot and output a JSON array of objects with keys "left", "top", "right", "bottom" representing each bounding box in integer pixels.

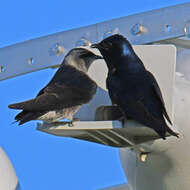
[{"left": 68, "top": 122, "right": 74, "bottom": 127}]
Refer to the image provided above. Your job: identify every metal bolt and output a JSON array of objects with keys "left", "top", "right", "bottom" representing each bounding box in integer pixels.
[
  {"left": 51, "top": 43, "right": 65, "bottom": 56},
  {"left": 103, "top": 28, "right": 119, "bottom": 39},
  {"left": 0, "top": 66, "right": 5, "bottom": 73},
  {"left": 131, "top": 24, "right": 147, "bottom": 35},
  {"left": 75, "top": 38, "right": 91, "bottom": 47},
  {"left": 140, "top": 152, "right": 149, "bottom": 162},
  {"left": 165, "top": 24, "right": 172, "bottom": 32},
  {"left": 184, "top": 21, "right": 190, "bottom": 38},
  {"left": 28, "top": 57, "right": 34, "bottom": 65}
]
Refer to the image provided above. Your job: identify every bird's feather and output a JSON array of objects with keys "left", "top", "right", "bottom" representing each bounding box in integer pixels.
[
  {"left": 9, "top": 65, "right": 97, "bottom": 112},
  {"left": 97, "top": 34, "right": 178, "bottom": 139},
  {"left": 147, "top": 71, "right": 172, "bottom": 125}
]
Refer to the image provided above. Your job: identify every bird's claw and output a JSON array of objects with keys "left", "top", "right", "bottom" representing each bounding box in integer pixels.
[{"left": 68, "top": 122, "right": 74, "bottom": 127}]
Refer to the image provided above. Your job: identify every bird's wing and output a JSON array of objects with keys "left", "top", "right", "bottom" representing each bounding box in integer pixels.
[
  {"left": 146, "top": 71, "right": 172, "bottom": 125},
  {"left": 9, "top": 66, "right": 97, "bottom": 111},
  {"left": 120, "top": 98, "right": 169, "bottom": 138},
  {"left": 106, "top": 72, "right": 168, "bottom": 135},
  {"left": 9, "top": 83, "right": 97, "bottom": 111},
  {"left": 122, "top": 98, "right": 159, "bottom": 123},
  {"left": 106, "top": 74, "right": 121, "bottom": 105}
]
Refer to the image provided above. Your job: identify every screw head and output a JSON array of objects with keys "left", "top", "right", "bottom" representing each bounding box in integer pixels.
[
  {"left": 50, "top": 43, "right": 65, "bottom": 56},
  {"left": 184, "top": 21, "right": 190, "bottom": 38},
  {"left": 75, "top": 38, "right": 91, "bottom": 47},
  {"left": 165, "top": 24, "right": 172, "bottom": 32},
  {"left": 28, "top": 57, "right": 34, "bottom": 65},
  {"left": 0, "top": 66, "right": 5, "bottom": 73},
  {"left": 131, "top": 24, "right": 147, "bottom": 35}
]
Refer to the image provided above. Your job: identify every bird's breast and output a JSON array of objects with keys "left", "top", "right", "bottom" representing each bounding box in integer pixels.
[{"left": 37, "top": 105, "right": 81, "bottom": 122}]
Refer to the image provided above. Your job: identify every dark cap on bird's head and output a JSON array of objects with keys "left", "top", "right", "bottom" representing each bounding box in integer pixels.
[
  {"left": 91, "top": 34, "right": 133, "bottom": 54},
  {"left": 91, "top": 34, "right": 136, "bottom": 70},
  {"left": 63, "top": 48, "right": 103, "bottom": 72}
]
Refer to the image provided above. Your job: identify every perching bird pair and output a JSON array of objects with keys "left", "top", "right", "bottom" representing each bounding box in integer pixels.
[{"left": 9, "top": 34, "right": 178, "bottom": 139}]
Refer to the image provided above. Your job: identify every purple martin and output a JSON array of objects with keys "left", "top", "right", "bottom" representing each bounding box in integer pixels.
[
  {"left": 91, "top": 34, "right": 178, "bottom": 139},
  {"left": 9, "top": 48, "right": 102, "bottom": 125}
]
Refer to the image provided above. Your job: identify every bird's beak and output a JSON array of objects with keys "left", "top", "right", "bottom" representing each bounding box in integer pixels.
[
  {"left": 91, "top": 43, "right": 100, "bottom": 49},
  {"left": 94, "top": 55, "right": 103, "bottom": 59}
]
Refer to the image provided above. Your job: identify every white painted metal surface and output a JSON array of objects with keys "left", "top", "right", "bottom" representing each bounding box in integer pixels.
[{"left": 0, "top": 148, "right": 20, "bottom": 190}]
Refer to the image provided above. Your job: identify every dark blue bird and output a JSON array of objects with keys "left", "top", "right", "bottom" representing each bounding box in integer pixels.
[{"left": 92, "top": 34, "right": 178, "bottom": 139}]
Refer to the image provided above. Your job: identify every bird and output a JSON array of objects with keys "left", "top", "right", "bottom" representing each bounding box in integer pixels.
[
  {"left": 91, "top": 34, "right": 178, "bottom": 139},
  {"left": 8, "top": 48, "right": 102, "bottom": 126}
]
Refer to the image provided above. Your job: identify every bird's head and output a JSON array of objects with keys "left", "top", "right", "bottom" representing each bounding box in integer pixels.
[
  {"left": 91, "top": 34, "right": 135, "bottom": 71},
  {"left": 64, "top": 48, "right": 103, "bottom": 72}
]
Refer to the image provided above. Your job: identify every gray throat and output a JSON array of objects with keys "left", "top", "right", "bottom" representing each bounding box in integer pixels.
[{"left": 64, "top": 56, "right": 88, "bottom": 73}]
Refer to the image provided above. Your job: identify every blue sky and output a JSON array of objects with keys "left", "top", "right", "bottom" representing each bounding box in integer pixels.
[{"left": 0, "top": 0, "right": 189, "bottom": 189}]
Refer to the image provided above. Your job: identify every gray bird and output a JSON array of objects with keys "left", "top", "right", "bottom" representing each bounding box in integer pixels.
[
  {"left": 9, "top": 48, "right": 102, "bottom": 125},
  {"left": 91, "top": 34, "right": 178, "bottom": 139}
]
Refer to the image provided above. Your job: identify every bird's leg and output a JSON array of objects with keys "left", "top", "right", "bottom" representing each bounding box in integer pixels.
[
  {"left": 68, "top": 118, "right": 80, "bottom": 127},
  {"left": 68, "top": 121, "right": 74, "bottom": 127},
  {"left": 118, "top": 116, "right": 126, "bottom": 124},
  {"left": 117, "top": 108, "right": 127, "bottom": 125},
  {"left": 48, "top": 118, "right": 80, "bottom": 127}
]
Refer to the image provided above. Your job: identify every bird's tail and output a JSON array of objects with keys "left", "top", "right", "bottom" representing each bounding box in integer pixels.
[
  {"left": 166, "top": 126, "right": 179, "bottom": 138},
  {"left": 8, "top": 98, "right": 36, "bottom": 110},
  {"left": 8, "top": 101, "right": 26, "bottom": 110},
  {"left": 154, "top": 120, "right": 179, "bottom": 140},
  {"left": 14, "top": 111, "right": 44, "bottom": 125}
]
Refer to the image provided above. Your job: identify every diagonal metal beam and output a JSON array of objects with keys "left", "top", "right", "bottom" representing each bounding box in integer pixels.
[{"left": 1, "top": 2, "right": 190, "bottom": 81}]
